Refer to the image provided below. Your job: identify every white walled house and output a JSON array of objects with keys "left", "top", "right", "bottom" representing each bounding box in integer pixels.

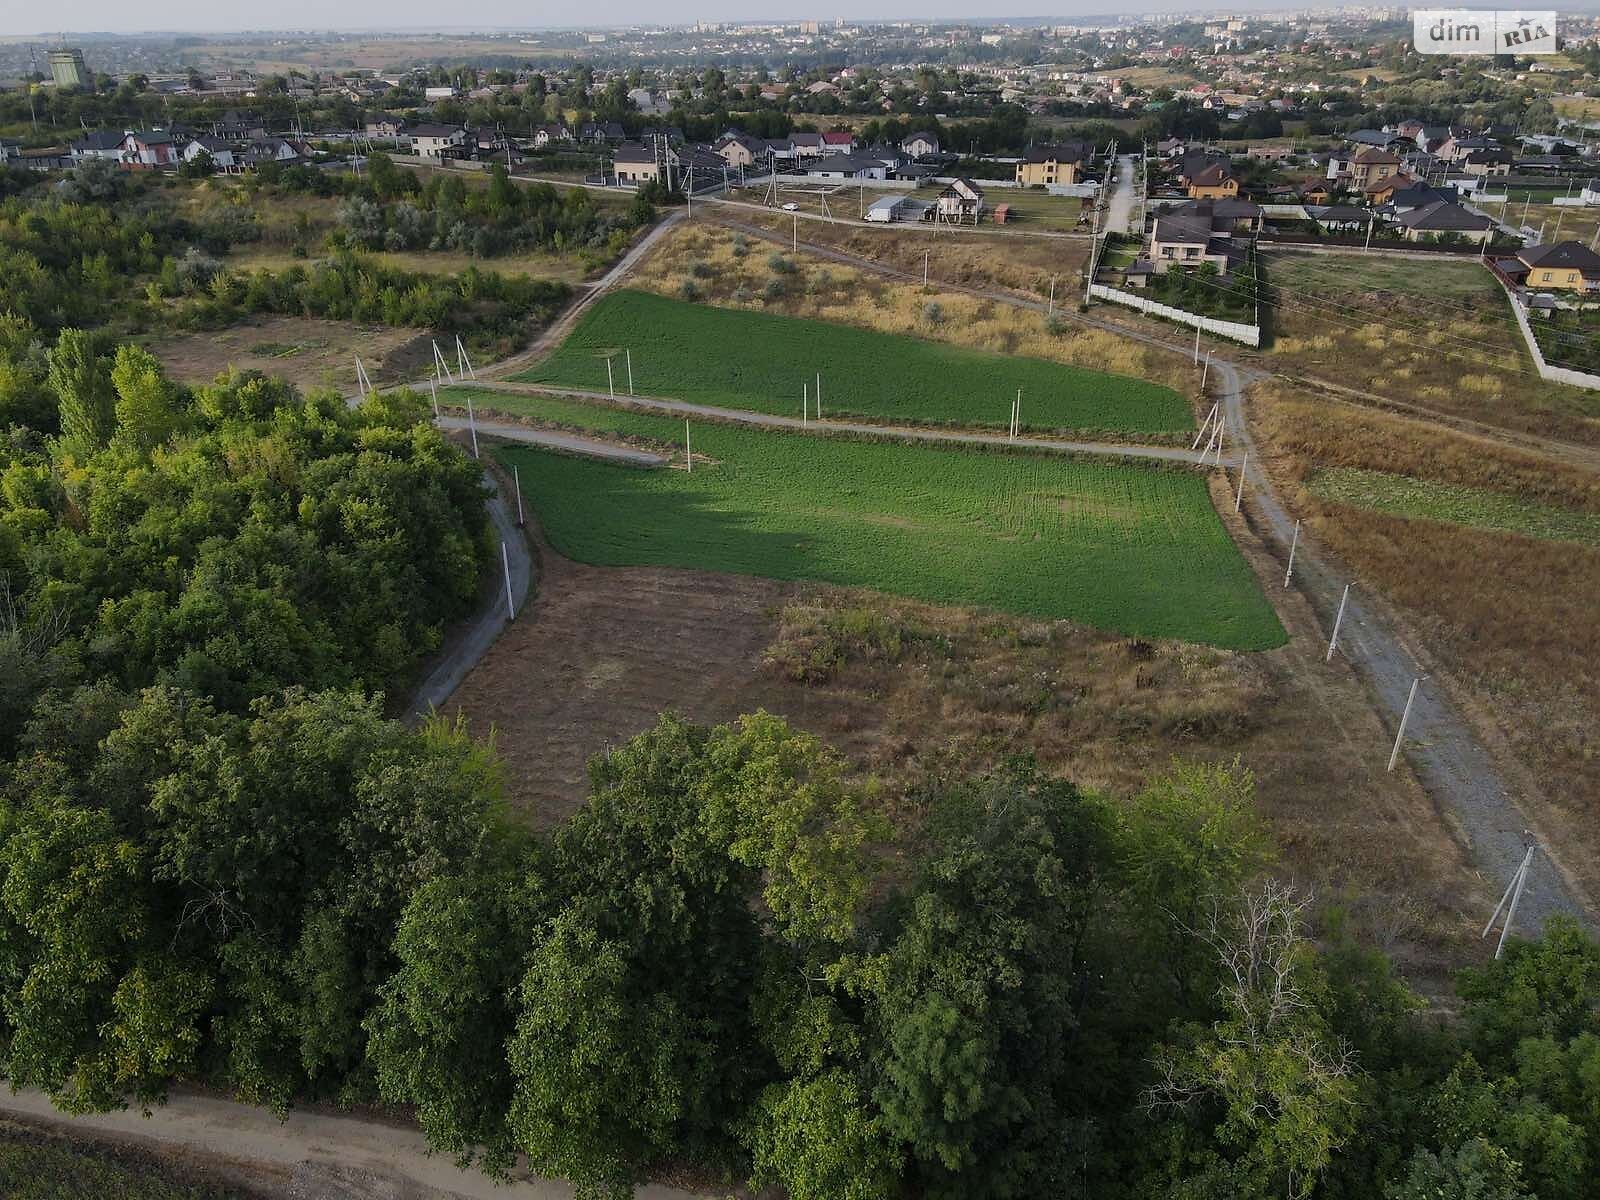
[{"left": 410, "top": 123, "right": 468, "bottom": 160}]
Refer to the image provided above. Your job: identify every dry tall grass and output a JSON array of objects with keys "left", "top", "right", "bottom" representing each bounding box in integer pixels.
[
  {"left": 726, "top": 208, "right": 1092, "bottom": 299},
  {"left": 633, "top": 226, "right": 1191, "bottom": 397},
  {"left": 1251, "top": 382, "right": 1600, "bottom": 903},
  {"left": 1264, "top": 252, "right": 1600, "bottom": 446}
]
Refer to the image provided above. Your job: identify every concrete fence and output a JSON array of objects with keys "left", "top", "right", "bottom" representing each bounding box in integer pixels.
[
  {"left": 1498, "top": 278, "right": 1600, "bottom": 391},
  {"left": 1088, "top": 283, "right": 1262, "bottom": 347}
]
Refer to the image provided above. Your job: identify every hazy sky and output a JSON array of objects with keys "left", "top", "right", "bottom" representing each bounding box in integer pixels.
[{"left": 2, "top": 2, "right": 1214, "bottom": 38}]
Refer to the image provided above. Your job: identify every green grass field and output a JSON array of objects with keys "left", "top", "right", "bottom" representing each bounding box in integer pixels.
[
  {"left": 1311, "top": 468, "right": 1600, "bottom": 547},
  {"left": 513, "top": 290, "right": 1191, "bottom": 436},
  {"left": 0, "top": 1129, "right": 249, "bottom": 1199},
  {"left": 474, "top": 390, "right": 1284, "bottom": 650}
]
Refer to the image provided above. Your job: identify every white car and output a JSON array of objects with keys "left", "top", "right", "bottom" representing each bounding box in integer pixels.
[{"left": 781, "top": 202, "right": 799, "bottom": 211}]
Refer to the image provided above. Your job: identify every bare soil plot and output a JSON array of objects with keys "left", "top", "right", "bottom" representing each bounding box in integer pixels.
[
  {"left": 143, "top": 315, "right": 431, "bottom": 393},
  {"left": 911, "top": 186, "right": 1086, "bottom": 231},
  {"left": 448, "top": 501, "right": 1486, "bottom": 990}
]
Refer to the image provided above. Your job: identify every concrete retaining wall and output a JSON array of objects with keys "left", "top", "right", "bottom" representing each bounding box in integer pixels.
[
  {"left": 1499, "top": 278, "right": 1600, "bottom": 391},
  {"left": 1088, "top": 283, "right": 1261, "bottom": 347}
]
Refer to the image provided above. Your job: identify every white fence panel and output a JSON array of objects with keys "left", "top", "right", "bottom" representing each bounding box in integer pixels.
[{"left": 1088, "top": 284, "right": 1261, "bottom": 347}]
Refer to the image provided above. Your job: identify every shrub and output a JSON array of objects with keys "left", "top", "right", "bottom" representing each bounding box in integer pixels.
[
  {"left": 768, "top": 253, "right": 796, "bottom": 274},
  {"left": 922, "top": 301, "right": 944, "bottom": 326},
  {"left": 763, "top": 279, "right": 788, "bottom": 303},
  {"left": 680, "top": 279, "right": 703, "bottom": 301}
]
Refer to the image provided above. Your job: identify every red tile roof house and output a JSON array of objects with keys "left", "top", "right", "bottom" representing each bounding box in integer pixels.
[
  {"left": 120, "top": 130, "right": 180, "bottom": 168},
  {"left": 820, "top": 131, "right": 856, "bottom": 156}
]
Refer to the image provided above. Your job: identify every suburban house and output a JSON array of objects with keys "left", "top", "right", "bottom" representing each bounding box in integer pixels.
[
  {"left": 613, "top": 142, "right": 660, "bottom": 186},
  {"left": 533, "top": 124, "right": 572, "bottom": 148},
  {"left": 409, "top": 123, "right": 468, "bottom": 160},
  {"left": 1247, "top": 144, "right": 1295, "bottom": 161},
  {"left": 1185, "top": 161, "right": 1239, "bottom": 199},
  {"left": 820, "top": 131, "right": 856, "bottom": 156},
  {"left": 804, "top": 153, "right": 888, "bottom": 180},
  {"left": 936, "top": 178, "right": 984, "bottom": 224},
  {"left": 789, "top": 132, "right": 825, "bottom": 159},
  {"left": 69, "top": 130, "right": 126, "bottom": 163},
  {"left": 1146, "top": 199, "right": 1255, "bottom": 275},
  {"left": 713, "top": 133, "right": 765, "bottom": 170},
  {"left": 1385, "top": 182, "right": 1459, "bottom": 213},
  {"left": 1362, "top": 173, "right": 1416, "bottom": 205},
  {"left": 120, "top": 130, "right": 180, "bottom": 168},
  {"left": 1307, "top": 205, "right": 1371, "bottom": 234},
  {"left": 1438, "top": 134, "right": 1499, "bottom": 163},
  {"left": 1461, "top": 148, "right": 1513, "bottom": 177},
  {"left": 1148, "top": 210, "right": 1231, "bottom": 274},
  {"left": 364, "top": 116, "right": 406, "bottom": 141},
  {"left": 1328, "top": 146, "right": 1401, "bottom": 187},
  {"left": 181, "top": 134, "right": 238, "bottom": 171},
  {"left": 901, "top": 131, "right": 940, "bottom": 159},
  {"left": 1390, "top": 200, "right": 1495, "bottom": 244},
  {"left": 215, "top": 110, "right": 267, "bottom": 140},
  {"left": 1016, "top": 143, "right": 1088, "bottom": 187},
  {"left": 241, "top": 138, "right": 309, "bottom": 168},
  {"left": 1515, "top": 242, "right": 1600, "bottom": 292}
]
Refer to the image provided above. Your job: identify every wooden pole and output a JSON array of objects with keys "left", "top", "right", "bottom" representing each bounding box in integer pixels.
[
  {"left": 1191, "top": 403, "right": 1218, "bottom": 451},
  {"left": 1327, "top": 583, "right": 1350, "bottom": 661},
  {"left": 816, "top": 373, "right": 822, "bottom": 418},
  {"left": 466, "top": 395, "right": 479, "bottom": 459},
  {"left": 606, "top": 355, "right": 614, "bottom": 399},
  {"left": 1484, "top": 843, "right": 1536, "bottom": 958},
  {"left": 429, "top": 374, "right": 439, "bottom": 422},
  {"left": 1388, "top": 677, "right": 1421, "bottom": 772}
]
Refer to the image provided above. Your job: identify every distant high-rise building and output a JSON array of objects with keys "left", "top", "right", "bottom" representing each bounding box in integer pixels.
[{"left": 48, "top": 48, "right": 88, "bottom": 89}]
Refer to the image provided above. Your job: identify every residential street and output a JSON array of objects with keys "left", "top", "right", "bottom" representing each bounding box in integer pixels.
[{"left": 1105, "top": 152, "right": 1138, "bottom": 235}]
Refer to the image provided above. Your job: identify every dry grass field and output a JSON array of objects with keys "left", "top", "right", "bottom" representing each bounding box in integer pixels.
[
  {"left": 143, "top": 315, "right": 431, "bottom": 393},
  {"left": 631, "top": 224, "right": 1190, "bottom": 396},
  {"left": 1249, "top": 381, "right": 1600, "bottom": 905},
  {"left": 720, "top": 205, "right": 1094, "bottom": 298},
  {"left": 1263, "top": 251, "right": 1600, "bottom": 446}
]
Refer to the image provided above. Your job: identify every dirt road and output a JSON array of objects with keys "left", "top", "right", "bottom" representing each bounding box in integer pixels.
[
  {"left": 455, "top": 380, "right": 1233, "bottom": 468},
  {"left": 1105, "top": 154, "right": 1137, "bottom": 235},
  {"left": 0, "top": 1087, "right": 704, "bottom": 1200}
]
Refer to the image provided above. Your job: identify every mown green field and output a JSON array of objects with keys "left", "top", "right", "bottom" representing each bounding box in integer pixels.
[
  {"left": 472, "top": 390, "right": 1284, "bottom": 650},
  {"left": 1311, "top": 467, "right": 1600, "bottom": 547},
  {"left": 513, "top": 290, "right": 1191, "bottom": 436},
  {"left": 0, "top": 1130, "right": 249, "bottom": 1200}
]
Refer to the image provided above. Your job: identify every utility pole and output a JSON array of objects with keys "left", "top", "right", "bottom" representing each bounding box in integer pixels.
[
  {"left": 923, "top": 249, "right": 929, "bottom": 288},
  {"left": 1234, "top": 452, "right": 1248, "bottom": 512},
  {"left": 513, "top": 464, "right": 524, "bottom": 526},
  {"left": 626, "top": 348, "right": 634, "bottom": 395},
  {"left": 501, "top": 543, "right": 515, "bottom": 619},
  {"left": 1284, "top": 520, "right": 1299, "bottom": 587},
  {"left": 1327, "top": 583, "right": 1351, "bottom": 662},
  {"left": 1483, "top": 839, "right": 1537, "bottom": 959},
  {"left": 684, "top": 420, "right": 692, "bottom": 473},
  {"left": 1388, "top": 677, "right": 1422, "bottom": 772}
]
